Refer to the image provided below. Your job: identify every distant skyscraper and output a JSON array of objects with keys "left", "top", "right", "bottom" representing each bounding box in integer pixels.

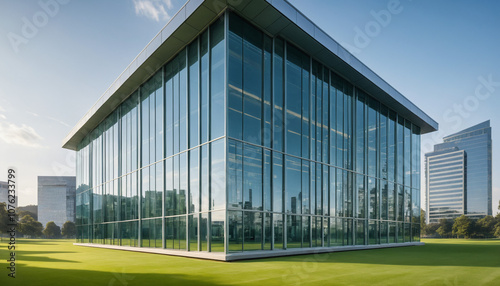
[
  {"left": 0, "top": 181, "right": 18, "bottom": 208},
  {"left": 425, "top": 121, "right": 492, "bottom": 223},
  {"left": 38, "top": 176, "right": 76, "bottom": 228}
]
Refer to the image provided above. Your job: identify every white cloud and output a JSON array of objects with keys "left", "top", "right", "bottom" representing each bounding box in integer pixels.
[
  {"left": 133, "top": 0, "right": 174, "bottom": 22},
  {"left": 0, "top": 114, "right": 6, "bottom": 120},
  {"left": 0, "top": 121, "right": 43, "bottom": 148}
]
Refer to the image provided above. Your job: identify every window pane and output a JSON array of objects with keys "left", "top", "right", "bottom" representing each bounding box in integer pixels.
[
  {"left": 210, "top": 17, "right": 225, "bottom": 139},
  {"left": 228, "top": 14, "right": 243, "bottom": 140},
  {"left": 285, "top": 156, "right": 301, "bottom": 214},
  {"left": 188, "top": 39, "right": 199, "bottom": 148},
  {"left": 228, "top": 211, "right": 243, "bottom": 252},
  {"left": 228, "top": 140, "right": 243, "bottom": 209},
  {"left": 211, "top": 211, "right": 225, "bottom": 252},
  {"left": 200, "top": 31, "right": 209, "bottom": 143},
  {"left": 355, "top": 92, "right": 365, "bottom": 174},
  {"left": 189, "top": 148, "right": 199, "bottom": 213},
  {"left": 242, "top": 21, "right": 263, "bottom": 144},
  {"left": 243, "top": 144, "right": 262, "bottom": 210},
  {"left": 273, "top": 38, "right": 284, "bottom": 151},
  {"left": 273, "top": 152, "right": 283, "bottom": 213},
  {"left": 368, "top": 98, "right": 378, "bottom": 177},
  {"left": 188, "top": 214, "right": 198, "bottom": 251},
  {"left": 285, "top": 44, "right": 302, "bottom": 156},
  {"left": 287, "top": 215, "right": 301, "bottom": 248},
  {"left": 211, "top": 139, "right": 225, "bottom": 210},
  {"left": 244, "top": 211, "right": 262, "bottom": 251}
]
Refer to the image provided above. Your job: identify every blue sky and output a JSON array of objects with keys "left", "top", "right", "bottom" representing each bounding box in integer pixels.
[{"left": 0, "top": 0, "right": 499, "bottom": 214}]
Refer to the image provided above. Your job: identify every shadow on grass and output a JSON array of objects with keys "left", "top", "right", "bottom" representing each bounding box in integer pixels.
[
  {"left": 12, "top": 264, "right": 224, "bottom": 286},
  {"left": 236, "top": 242, "right": 500, "bottom": 268}
]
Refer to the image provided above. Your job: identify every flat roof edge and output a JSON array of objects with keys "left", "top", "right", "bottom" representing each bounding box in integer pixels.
[{"left": 63, "top": 0, "right": 438, "bottom": 151}]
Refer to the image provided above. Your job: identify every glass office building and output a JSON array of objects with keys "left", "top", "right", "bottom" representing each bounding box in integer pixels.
[
  {"left": 425, "top": 121, "right": 492, "bottom": 224},
  {"left": 63, "top": 0, "right": 437, "bottom": 260}
]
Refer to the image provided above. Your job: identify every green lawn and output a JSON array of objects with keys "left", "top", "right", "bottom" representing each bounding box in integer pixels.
[{"left": 1, "top": 238, "right": 500, "bottom": 285}]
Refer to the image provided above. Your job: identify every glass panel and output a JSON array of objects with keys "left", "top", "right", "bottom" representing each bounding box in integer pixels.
[
  {"left": 301, "top": 51, "right": 310, "bottom": 159},
  {"left": 273, "top": 213, "right": 284, "bottom": 249},
  {"left": 211, "top": 211, "right": 225, "bottom": 252},
  {"left": 302, "top": 160, "right": 310, "bottom": 215},
  {"left": 380, "top": 105, "right": 388, "bottom": 180},
  {"left": 189, "top": 149, "right": 199, "bottom": 213},
  {"left": 227, "top": 13, "right": 243, "bottom": 140},
  {"left": 188, "top": 214, "right": 198, "bottom": 251},
  {"left": 179, "top": 50, "right": 188, "bottom": 151},
  {"left": 356, "top": 219, "right": 365, "bottom": 245},
  {"left": 356, "top": 174, "right": 365, "bottom": 218},
  {"left": 397, "top": 115, "right": 404, "bottom": 184},
  {"left": 200, "top": 212, "right": 208, "bottom": 251},
  {"left": 285, "top": 156, "right": 301, "bottom": 214},
  {"left": 263, "top": 36, "right": 272, "bottom": 148},
  {"left": 179, "top": 153, "right": 188, "bottom": 214},
  {"left": 264, "top": 150, "right": 272, "bottom": 212},
  {"left": 273, "top": 152, "right": 283, "bottom": 213},
  {"left": 287, "top": 215, "right": 301, "bottom": 248},
  {"left": 201, "top": 144, "right": 209, "bottom": 211},
  {"left": 285, "top": 44, "right": 302, "bottom": 156},
  {"left": 244, "top": 211, "right": 262, "bottom": 251},
  {"left": 188, "top": 39, "right": 199, "bottom": 148},
  {"left": 368, "top": 98, "right": 378, "bottom": 177},
  {"left": 242, "top": 21, "right": 263, "bottom": 145},
  {"left": 273, "top": 38, "right": 284, "bottom": 151},
  {"left": 210, "top": 17, "right": 225, "bottom": 139},
  {"left": 380, "top": 221, "right": 388, "bottom": 244},
  {"left": 211, "top": 139, "right": 225, "bottom": 210},
  {"left": 165, "top": 62, "right": 174, "bottom": 157},
  {"left": 388, "top": 111, "right": 396, "bottom": 182},
  {"left": 228, "top": 139, "right": 243, "bottom": 209},
  {"left": 165, "top": 158, "right": 174, "bottom": 216},
  {"left": 243, "top": 144, "right": 263, "bottom": 210},
  {"left": 200, "top": 30, "right": 209, "bottom": 143},
  {"left": 368, "top": 220, "right": 379, "bottom": 245},
  {"left": 264, "top": 213, "right": 272, "bottom": 250},
  {"left": 381, "top": 180, "right": 388, "bottom": 220},
  {"left": 302, "top": 216, "right": 311, "bottom": 247},
  {"left": 228, "top": 211, "right": 243, "bottom": 252},
  {"left": 368, "top": 177, "right": 377, "bottom": 219},
  {"left": 355, "top": 92, "right": 365, "bottom": 174}
]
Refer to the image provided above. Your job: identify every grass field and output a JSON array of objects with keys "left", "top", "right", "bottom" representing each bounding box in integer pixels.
[{"left": 1, "top": 238, "right": 500, "bottom": 285}]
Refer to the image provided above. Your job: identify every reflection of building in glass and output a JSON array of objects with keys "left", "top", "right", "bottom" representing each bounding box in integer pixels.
[
  {"left": 38, "top": 176, "right": 76, "bottom": 228},
  {"left": 425, "top": 121, "right": 492, "bottom": 224},
  {"left": 64, "top": 0, "right": 437, "bottom": 260}
]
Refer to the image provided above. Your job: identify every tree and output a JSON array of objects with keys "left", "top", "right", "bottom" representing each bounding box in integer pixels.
[
  {"left": 18, "top": 214, "right": 43, "bottom": 238},
  {"left": 61, "top": 221, "right": 76, "bottom": 238},
  {"left": 452, "top": 215, "right": 473, "bottom": 238},
  {"left": 498, "top": 200, "right": 500, "bottom": 211},
  {"left": 436, "top": 218, "right": 453, "bottom": 238},
  {"left": 474, "top": 216, "right": 496, "bottom": 238},
  {"left": 495, "top": 223, "right": 500, "bottom": 238},
  {"left": 420, "top": 209, "right": 426, "bottom": 226},
  {"left": 0, "top": 202, "right": 8, "bottom": 235},
  {"left": 17, "top": 210, "right": 37, "bottom": 221},
  {"left": 43, "top": 221, "right": 61, "bottom": 239}
]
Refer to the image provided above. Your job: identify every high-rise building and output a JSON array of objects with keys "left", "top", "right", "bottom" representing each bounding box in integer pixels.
[
  {"left": 63, "top": 0, "right": 438, "bottom": 260},
  {"left": 0, "top": 181, "right": 17, "bottom": 208},
  {"left": 425, "top": 121, "right": 492, "bottom": 224},
  {"left": 38, "top": 176, "right": 76, "bottom": 228}
]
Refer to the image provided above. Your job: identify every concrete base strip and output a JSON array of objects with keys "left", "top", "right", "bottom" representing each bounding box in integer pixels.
[{"left": 74, "top": 242, "right": 424, "bottom": 261}]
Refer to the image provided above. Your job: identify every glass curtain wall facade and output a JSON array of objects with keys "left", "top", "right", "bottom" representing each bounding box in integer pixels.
[{"left": 75, "top": 11, "right": 422, "bottom": 256}]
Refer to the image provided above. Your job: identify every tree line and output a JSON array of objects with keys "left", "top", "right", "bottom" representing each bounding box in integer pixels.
[
  {"left": 421, "top": 209, "right": 500, "bottom": 239},
  {"left": 0, "top": 202, "right": 76, "bottom": 239}
]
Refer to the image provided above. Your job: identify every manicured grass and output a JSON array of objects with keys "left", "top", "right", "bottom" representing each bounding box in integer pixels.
[{"left": 1, "top": 238, "right": 500, "bottom": 285}]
